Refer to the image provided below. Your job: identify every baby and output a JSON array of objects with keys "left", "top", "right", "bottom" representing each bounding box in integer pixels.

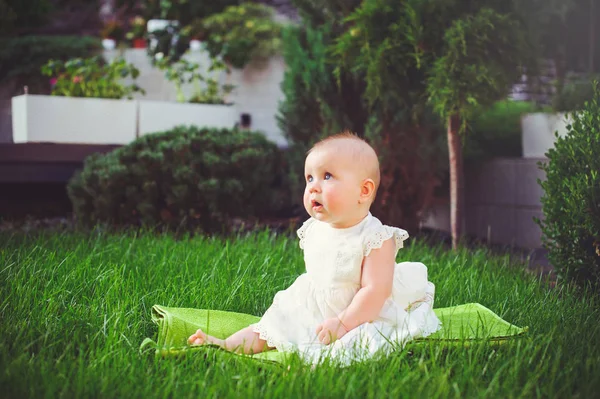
[{"left": 188, "top": 131, "right": 440, "bottom": 360}]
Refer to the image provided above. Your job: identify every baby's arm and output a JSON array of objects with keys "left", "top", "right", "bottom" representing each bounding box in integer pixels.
[{"left": 316, "top": 238, "right": 395, "bottom": 344}]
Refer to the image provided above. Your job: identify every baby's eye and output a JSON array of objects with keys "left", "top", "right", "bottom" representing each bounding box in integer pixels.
[
  {"left": 324, "top": 172, "right": 332, "bottom": 180},
  {"left": 306, "top": 175, "right": 313, "bottom": 183}
]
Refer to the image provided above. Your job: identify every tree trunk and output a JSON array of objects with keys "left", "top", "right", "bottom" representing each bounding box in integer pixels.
[{"left": 447, "top": 114, "right": 464, "bottom": 249}]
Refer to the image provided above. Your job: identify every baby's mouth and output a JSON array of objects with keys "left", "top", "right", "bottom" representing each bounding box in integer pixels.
[{"left": 311, "top": 200, "right": 323, "bottom": 210}]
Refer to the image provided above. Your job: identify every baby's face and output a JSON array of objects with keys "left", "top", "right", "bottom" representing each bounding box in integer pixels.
[{"left": 303, "top": 147, "right": 366, "bottom": 228}]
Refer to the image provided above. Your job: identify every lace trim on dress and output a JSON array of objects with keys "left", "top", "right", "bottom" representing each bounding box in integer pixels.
[
  {"left": 296, "top": 218, "right": 315, "bottom": 250},
  {"left": 252, "top": 321, "right": 288, "bottom": 351},
  {"left": 363, "top": 226, "right": 409, "bottom": 257},
  {"left": 251, "top": 293, "right": 294, "bottom": 351}
]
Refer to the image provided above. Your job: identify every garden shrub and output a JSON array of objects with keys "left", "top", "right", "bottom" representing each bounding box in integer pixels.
[
  {"left": 553, "top": 74, "right": 600, "bottom": 112},
  {"left": 464, "top": 100, "right": 543, "bottom": 162},
  {"left": 202, "top": 3, "right": 283, "bottom": 69},
  {"left": 68, "top": 126, "right": 282, "bottom": 234},
  {"left": 276, "top": 23, "right": 369, "bottom": 214},
  {"left": 537, "top": 83, "right": 600, "bottom": 290},
  {"left": 41, "top": 56, "right": 144, "bottom": 99},
  {"left": 139, "top": 0, "right": 240, "bottom": 26}
]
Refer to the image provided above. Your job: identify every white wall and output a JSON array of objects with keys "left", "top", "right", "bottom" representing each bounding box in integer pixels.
[
  {"left": 103, "top": 48, "right": 288, "bottom": 146},
  {"left": 521, "top": 112, "right": 570, "bottom": 158},
  {"left": 422, "top": 158, "right": 547, "bottom": 249},
  {"left": 12, "top": 95, "right": 137, "bottom": 145}
]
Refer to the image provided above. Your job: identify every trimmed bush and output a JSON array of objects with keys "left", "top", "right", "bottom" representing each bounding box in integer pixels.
[
  {"left": 464, "top": 100, "right": 543, "bottom": 162},
  {"left": 537, "top": 83, "right": 600, "bottom": 289},
  {"left": 553, "top": 74, "right": 600, "bottom": 112},
  {"left": 68, "top": 126, "right": 282, "bottom": 233}
]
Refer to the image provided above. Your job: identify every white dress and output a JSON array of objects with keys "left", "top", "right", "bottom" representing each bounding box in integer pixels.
[{"left": 252, "top": 213, "right": 441, "bottom": 365}]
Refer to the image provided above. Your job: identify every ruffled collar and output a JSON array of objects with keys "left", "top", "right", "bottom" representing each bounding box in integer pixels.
[{"left": 319, "top": 212, "right": 372, "bottom": 235}]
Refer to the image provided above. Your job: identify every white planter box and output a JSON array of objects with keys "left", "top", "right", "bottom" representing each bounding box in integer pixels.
[
  {"left": 521, "top": 112, "right": 572, "bottom": 158},
  {"left": 138, "top": 100, "right": 237, "bottom": 136},
  {"left": 12, "top": 95, "right": 137, "bottom": 144}
]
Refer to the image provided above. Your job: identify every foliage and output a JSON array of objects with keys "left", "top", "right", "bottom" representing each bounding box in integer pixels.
[
  {"left": 328, "top": 0, "right": 452, "bottom": 230},
  {"left": 464, "top": 100, "right": 542, "bottom": 162},
  {"left": 332, "top": 0, "right": 535, "bottom": 240},
  {"left": 141, "top": 0, "right": 240, "bottom": 65},
  {"left": 537, "top": 83, "right": 600, "bottom": 290},
  {"left": 364, "top": 114, "right": 447, "bottom": 233},
  {"left": 278, "top": 0, "right": 375, "bottom": 213},
  {"left": 553, "top": 73, "right": 600, "bottom": 112},
  {"left": 139, "top": 0, "right": 240, "bottom": 26},
  {"left": 276, "top": 23, "right": 369, "bottom": 212},
  {"left": 278, "top": 24, "right": 365, "bottom": 146},
  {"left": 290, "top": 0, "right": 363, "bottom": 28},
  {"left": 276, "top": 25, "right": 330, "bottom": 209},
  {"left": 41, "top": 56, "right": 145, "bottom": 99},
  {"left": 278, "top": 0, "right": 451, "bottom": 231},
  {"left": 146, "top": 21, "right": 189, "bottom": 64},
  {"left": 68, "top": 126, "right": 282, "bottom": 233},
  {"left": 0, "top": 35, "right": 100, "bottom": 93},
  {"left": 202, "top": 3, "right": 283, "bottom": 69},
  {"left": 425, "top": 8, "right": 532, "bottom": 129},
  {"left": 125, "top": 15, "right": 147, "bottom": 41},
  {"left": 334, "top": 1, "right": 532, "bottom": 129},
  {"left": 0, "top": 0, "right": 53, "bottom": 37},
  {"left": 511, "top": 0, "right": 574, "bottom": 62},
  {"left": 100, "top": 19, "right": 126, "bottom": 40},
  {"left": 159, "top": 56, "right": 234, "bottom": 104}
]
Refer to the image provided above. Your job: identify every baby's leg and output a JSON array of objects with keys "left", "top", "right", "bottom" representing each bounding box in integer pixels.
[{"left": 188, "top": 326, "right": 270, "bottom": 355}]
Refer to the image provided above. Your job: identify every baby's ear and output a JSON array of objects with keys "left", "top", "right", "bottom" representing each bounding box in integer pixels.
[{"left": 359, "top": 179, "right": 376, "bottom": 203}]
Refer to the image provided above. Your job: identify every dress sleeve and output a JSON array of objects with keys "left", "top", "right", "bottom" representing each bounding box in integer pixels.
[
  {"left": 363, "top": 225, "right": 409, "bottom": 257},
  {"left": 296, "top": 218, "right": 315, "bottom": 250}
]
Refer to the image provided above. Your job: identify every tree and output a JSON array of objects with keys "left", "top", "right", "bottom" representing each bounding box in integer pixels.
[
  {"left": 284, "top": 0, "right": 447, "bottom": 232},
  {"left": 426, "top": 8, "right": 532, "bottom": 249},
  {"left": 276, "top": 21, "right": 370, "bottom": 215},
  {"left": 334, "top": 0, "right": 534, "bottom": 248}
]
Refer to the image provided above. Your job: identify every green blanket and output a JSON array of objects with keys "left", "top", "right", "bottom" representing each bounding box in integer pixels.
[{"left": 140, "top": 303, "right": 527, "bottom": 364}]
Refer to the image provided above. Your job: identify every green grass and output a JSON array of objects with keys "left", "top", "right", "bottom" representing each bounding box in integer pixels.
[{"left": 1, "top": 230, "right": 599, "bottom": 398}]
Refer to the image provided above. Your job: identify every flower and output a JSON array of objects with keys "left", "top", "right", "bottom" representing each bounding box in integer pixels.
[
  {"left": 72, "top": 76, "right": 83, "bottom": 83},
  {"left": 131, "top": 16, "right": 145, "bottom": 26},
  {"left": 49, "top": 77, "right": 58, "bottom": 86}
]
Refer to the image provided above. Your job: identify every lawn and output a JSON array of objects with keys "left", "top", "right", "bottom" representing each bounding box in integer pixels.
[{"left": 1, "top": 230, "right": 599, "bottom": 398}]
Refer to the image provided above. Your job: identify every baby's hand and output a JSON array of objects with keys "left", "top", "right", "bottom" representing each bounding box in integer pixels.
[{"left": 316, "top": 317, "right": 349, "bottom": 345}]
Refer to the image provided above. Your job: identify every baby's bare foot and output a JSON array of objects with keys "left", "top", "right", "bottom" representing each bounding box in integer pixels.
[{"left": 188, "top": 329, "right": 208, "bottom": 346}]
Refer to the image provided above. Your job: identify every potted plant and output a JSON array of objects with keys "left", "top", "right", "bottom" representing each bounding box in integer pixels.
[
  {"left": 12, "top": 56, "right": 145, "bottom": 144},
  {"left": 184, "top": 18, "right": 207, "bottom": 52},
  {"left": 100, "top": 19, "right": 125, "bottom": 50},
  {"left": 201, "top": 3, "right": 283, "bottom": 69},
  {"left": 146, "top": 19, "right": 187, "bottom": 64},
  {"left": 137, "top": 56, "right": 237, "bottom": 136},
  {"left": 160, "top": 56, "right": 233, "bottom": 104},
  {"left": 126, "top": 15, "right": 147, "bottom": 49},
  {"left": 521, "top": 74, "right": 597, "bottom": 158}
]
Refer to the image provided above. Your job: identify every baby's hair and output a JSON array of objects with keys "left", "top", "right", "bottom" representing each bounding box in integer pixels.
[
  {"left": 309, "top": 130, "right": 381, "bottom": 192},
  {"left": 309, "top": 131, "right": 363, "bottom": 151}
]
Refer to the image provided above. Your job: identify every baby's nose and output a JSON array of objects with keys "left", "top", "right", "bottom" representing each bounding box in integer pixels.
[{"left": 309, "top": 181, "right": 321, "bottom": 192}]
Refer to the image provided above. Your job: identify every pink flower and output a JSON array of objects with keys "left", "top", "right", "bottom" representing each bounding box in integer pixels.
[
  {"left": 49, "top": 78, "right": 58, "bottom": 86},
  {"left": 72, "top": 76, "right": 83, "bottom": 83}
]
